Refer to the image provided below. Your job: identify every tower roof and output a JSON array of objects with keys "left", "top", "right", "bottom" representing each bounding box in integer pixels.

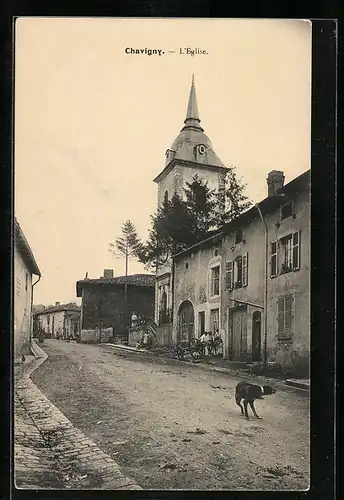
[
  {"left": 182, "top": 74, "right": 204, "bottom": 132},
  {"left": 164, "top": 76, "right": 225, "bottom": 169}
]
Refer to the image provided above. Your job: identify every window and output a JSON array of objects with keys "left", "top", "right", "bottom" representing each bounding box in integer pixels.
[
  {"left": 224, "top": 261, "right": 233, "bottom": 290},
  {"left": 270, "top": 231, "right": 300, "bottom": 277},
  {"left": 210, "top": 266, "right": 220, "bottom": 296},
  {"left": 236, "top": 256, "right": 243, "bottom": 286},
  {"left": 164, "top": 190, "right": 168, "bottom": 204},
  {"left": 225, "top": 254, "right": 248, "bottom": 290},
  {"left": 185, "top": 262, "right": 189, "bottom": 269},
  {"left": 271, "top": 241, "right": 278, "bottom": 277},
  {"left": 16, "top": 278, "right": 20, "bottom": 297},
  {"left": 281, "top": 201, "right": 293, "bottom": 220},
  {"left": 234, "top": 253, "right": 248, "bottom": 288},
  {"left": 47, "top": 315, "right": 50, "bottom": 325},
  {"left": 234, "top": 229, "right": 243, "bottom": 244},
  {"left": 277, "top": 294, "right": 293, "bottom": 340},
  {"left": 25, "top": 272, "right": 28, "bottom": 291}
]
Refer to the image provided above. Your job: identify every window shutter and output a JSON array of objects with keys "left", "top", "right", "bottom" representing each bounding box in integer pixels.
[
  {"left": 271, "top": 241, "right": 278, "bottom": 277},
  {"left": 277, "top": 297, "right": 285, "bottom": 338},
  {"left": 284, "top": 294, "right": 293, "bottom": 339},
  {"left": 224, "top": 261, "right": 233, "bottom": 290},
  {"left": 292, "top": 231, "right": 300, "bottom": 270},
  {"left": 242, "top": 253, "right": 248, "bottom": 286}
]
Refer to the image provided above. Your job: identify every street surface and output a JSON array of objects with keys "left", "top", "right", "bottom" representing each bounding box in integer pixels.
[{"left": 32, "top": 339, "right": 310, "bottom": 490}]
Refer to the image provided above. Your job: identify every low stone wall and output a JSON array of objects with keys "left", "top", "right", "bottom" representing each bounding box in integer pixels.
[
  {"left": 128, "top": 327, "right": 145, "bottom": 347},
  {"left": 80, "top": 328, "right": 113, "bottom": 344},
  {"left": 156, "top": 324, "right": 173, "bottom": 346}
]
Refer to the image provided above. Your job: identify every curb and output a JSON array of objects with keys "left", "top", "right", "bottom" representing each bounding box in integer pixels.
[{"left": 286, "top": 380, "right": 310, "bottom": 391}]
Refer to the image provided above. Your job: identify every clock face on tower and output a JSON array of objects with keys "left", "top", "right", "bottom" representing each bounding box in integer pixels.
[{"left": 198, "top": 144, "right": 206, "bottom": 155}]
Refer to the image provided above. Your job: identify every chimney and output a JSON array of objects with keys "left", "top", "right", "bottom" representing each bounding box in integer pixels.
[
  {"left": 267, "top": 170, "right": 285, "bottom": 196},
  {"left": 103, "top": 269, "right": 114, "bottom": 279},
  {"left": 55, "top": 301, "right": 60, "bottom": 306}
]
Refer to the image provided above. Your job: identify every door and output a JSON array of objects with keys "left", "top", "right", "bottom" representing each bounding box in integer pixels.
[
  {"left": 198, "top": 311, "right": 205, "bottom": 336},
  {"left": 210, "top": 308, "right": 219, "bottom": 333},
  {"left": 252, "top": 311, "right": 262, "bottom": 362},
  {"left": 229, "top": 307, "right": 247, "bottom": 361}
]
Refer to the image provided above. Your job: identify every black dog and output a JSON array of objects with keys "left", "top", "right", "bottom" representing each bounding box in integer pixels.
[{"left": 235, "top": 381, "right": 276, "bottom": 420}]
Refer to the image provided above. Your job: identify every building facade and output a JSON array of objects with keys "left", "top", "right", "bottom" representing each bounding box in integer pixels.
[
  {"left": 14, "top": 218, "right": 41, "bottom": 357},
  {"left": 76, "top": 271, "right": 155, "bottom": 343},
  {"left": 172, "top": 170, "right": 310, "bottom": 374},
  {"left": 34, "top": 302, "right": 81, "bottom": 340},
  {"left": 153, "top": 76, "right": 228, "bottom": 332}
]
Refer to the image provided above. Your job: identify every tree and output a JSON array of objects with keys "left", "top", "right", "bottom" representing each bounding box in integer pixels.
[
  {"left": 109, "top": 220, "right": 143, "bottom": 303},
  {"left": 215, "top": 166, "right": 252, "bottom": 228},
  {"left": 183, "top": 174, "right": 217, "bottom": 240}
]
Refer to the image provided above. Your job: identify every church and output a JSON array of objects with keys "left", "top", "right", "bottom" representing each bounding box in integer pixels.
[{"left": 152, "top": 76, "right": 229, "bottom": 343}]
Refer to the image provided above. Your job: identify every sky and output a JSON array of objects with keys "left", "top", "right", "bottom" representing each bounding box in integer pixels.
[{"left": 14, "top": 18, "right": 312, "bottom": 306}]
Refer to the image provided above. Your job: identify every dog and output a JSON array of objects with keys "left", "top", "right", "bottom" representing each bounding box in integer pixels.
[{"left": 235, "top": 381, "right": 276, "bottom": 420}]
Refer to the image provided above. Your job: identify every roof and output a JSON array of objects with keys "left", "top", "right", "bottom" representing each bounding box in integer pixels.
[
  {"left": 33, "top": 302, "right": 81, "bottom": 316},
  {"left": 174, "top": 169, "right": 310, "bottom": 259},
  {"left": 14, "top": 218, "right": 41, "bottom": 276},
  {"left": 154, "top": 76, "right": 226, "bottom": 183},
  {"left": 76, "top": 273, "right": 156, "bottom": 297}
]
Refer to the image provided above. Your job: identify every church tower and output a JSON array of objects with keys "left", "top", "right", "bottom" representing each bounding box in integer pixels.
[{"left": 153, "top": 76, "right": 228, "bottom": 326}]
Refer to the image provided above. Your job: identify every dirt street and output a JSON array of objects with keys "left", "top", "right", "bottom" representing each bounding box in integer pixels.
[{"left": 32, "top": 340, "right": 310, "bottom": 490}]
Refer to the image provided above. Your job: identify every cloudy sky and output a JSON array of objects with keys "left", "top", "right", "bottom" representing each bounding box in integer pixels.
[{"left": 15, "top": 18, "right": 311, "bottom": 305}]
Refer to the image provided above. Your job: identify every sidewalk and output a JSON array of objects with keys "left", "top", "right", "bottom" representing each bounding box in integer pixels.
[
  {"left": 14, "top": 341, "right": 142, "bottom": 490},
  {"left": 104, "top": 342, "right": 310, "bottom": 392}
]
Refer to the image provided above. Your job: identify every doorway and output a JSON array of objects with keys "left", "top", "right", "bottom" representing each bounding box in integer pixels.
[
  {"left": 228, "top": 306, "right": 248, "bottom": 361},
  {"left": 177, "top": 301, "right": 194, "bottom": 342},
  {"left": 252, "top": 311, "right": 262, "bottom": 362},
  {"left": 198, "top": 311, "right": 205, "bottom": 337}
]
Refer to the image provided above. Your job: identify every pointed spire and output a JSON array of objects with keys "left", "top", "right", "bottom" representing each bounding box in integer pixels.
[{"left": 182, "top": 74, "right": 204, "bottom": 132}]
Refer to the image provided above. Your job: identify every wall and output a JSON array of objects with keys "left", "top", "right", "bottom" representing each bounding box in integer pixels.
[
  {"left": 80, "top": 327, "right": 113, "bottom": 344},
  {"left": 81, "top": 283, "right": 155, "bottom": 337},
  {"left": 14, "top": 243, "right": 33, "bottom": 357},
  {"left": 265, "top": 189, "right": 310, "bottom": 373},
  {"left": 173, "top": 240, "right": 222, "bottom": 343}
]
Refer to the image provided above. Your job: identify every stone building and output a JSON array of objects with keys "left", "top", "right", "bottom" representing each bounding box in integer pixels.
[
  {"left": 34, "top": 302, "right": 81, "bottom": 340},
  {"left": 76, "top": 271, "right": 155, "bottom": 344},
  {"left": 14, "top": 218, "right": 41, "bottom": 358},
  {"left": 153, "top": 75, "right": 228, "bottom": 341},
  {"left": 172, "top": 169, "right": 310, "bottom": 374}
]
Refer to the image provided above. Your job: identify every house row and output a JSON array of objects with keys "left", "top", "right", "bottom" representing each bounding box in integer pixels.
[
  {"left": 150, "top": 76, "right": 310, "bottom": 373},
  {"left": 156, "top": 169, "right": 310, "bottom": 372},
  {"left": 14, "top": 218, "right": 41, "bottom": 358},
  {"left": 33, "top": 302, "right": 81, "bottom": 340}
]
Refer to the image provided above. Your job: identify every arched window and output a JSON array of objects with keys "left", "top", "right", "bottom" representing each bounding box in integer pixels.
[{"left": 164, "top": 190, "right": 168, "bottom": 204}]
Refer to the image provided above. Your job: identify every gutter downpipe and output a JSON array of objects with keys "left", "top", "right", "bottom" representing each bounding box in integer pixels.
[
  {"left": 255, "top": 203, "right": 268, "bottom": 366},
  {"left": 30, "top": 274, "right": 41, "bottom": 344}
]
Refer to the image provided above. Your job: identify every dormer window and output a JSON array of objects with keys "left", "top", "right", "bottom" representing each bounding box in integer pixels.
[{"left": 198, "top": 144, "right": 206, "bottom": 155}]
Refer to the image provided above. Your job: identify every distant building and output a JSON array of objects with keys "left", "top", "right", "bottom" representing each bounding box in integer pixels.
[
  {"left": 76, "top": 271, "right": 155, "bottom": 343},
  {"left": 172, "top": 169, "right": 310, "bottom": 375},
  {"left": 34, "top": 302, "right": 81, "bottom": 340},
  {"left": 14, "top": 218, "right": 41, "bottom": 357}
]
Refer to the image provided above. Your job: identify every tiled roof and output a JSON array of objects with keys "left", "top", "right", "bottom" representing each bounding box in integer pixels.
[
  {"left": 34, "top": 303, "right": 81, "bottom": 316},
  {"left": 76, "top": 274, "right": 155, "bottom": 297}
]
